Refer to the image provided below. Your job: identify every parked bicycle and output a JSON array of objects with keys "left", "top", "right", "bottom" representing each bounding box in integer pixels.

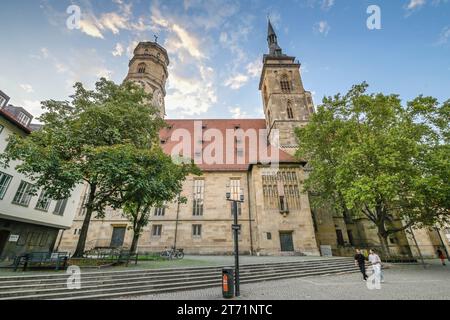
[{"left": 160, "top": 247, "right": 184, "bottom": 259}]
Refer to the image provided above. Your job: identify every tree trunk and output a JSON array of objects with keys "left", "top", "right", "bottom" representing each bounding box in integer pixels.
[
  {"left": 73, "top": 184, "right": 97, "bottom": 258},
  {"left": 130, "top": 232, "right": 140, "bottom": 255},
  {"left": 378, "top": 232, "right": 391, "bottom": 258}
]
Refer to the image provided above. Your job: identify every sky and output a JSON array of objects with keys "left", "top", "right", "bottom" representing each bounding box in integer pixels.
[{"left": 0, "top": 0, "right": 449, "bottom": 121}]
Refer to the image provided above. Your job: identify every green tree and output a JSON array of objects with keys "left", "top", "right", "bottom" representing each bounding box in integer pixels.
[
  {"left": 1, "top": 78, "right": 165, "bottom": 257},
  {"left": 105, "top": 147, "right": 200, "bottom": 254},
  {"left": 296, "top": 83, "right": 449, "bottom": 255}
]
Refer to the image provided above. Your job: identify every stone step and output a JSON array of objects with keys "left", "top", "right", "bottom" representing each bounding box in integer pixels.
[
  {"left": 0, "top": 258, "right": 353, "bottom": 286},
  {"left": 0, "top": 264, "right": 358, "bottom": 300},
  {"left": 0, "top": 257, "right": 352, "bottom": 282},
  {"left": 0, "top": 261, "right": 355, "bottom": 295}
]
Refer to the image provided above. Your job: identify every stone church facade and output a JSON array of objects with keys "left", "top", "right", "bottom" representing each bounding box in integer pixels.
[{"left": 57, "top": 22, "right": 450, "bottom": 257}]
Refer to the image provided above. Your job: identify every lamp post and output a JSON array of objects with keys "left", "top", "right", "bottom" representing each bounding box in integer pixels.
[{"left": 226, "top": 185, "right": 244, "bottom": 297}]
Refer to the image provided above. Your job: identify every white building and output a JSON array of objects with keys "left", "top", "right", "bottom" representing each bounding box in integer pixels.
[{"left": 0, "top": 105, "right": 83, "bottom": 260}]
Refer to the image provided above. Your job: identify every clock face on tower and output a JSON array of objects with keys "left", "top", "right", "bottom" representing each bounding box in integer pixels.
[{"left": 152, "top": 89, "right": 164, "bottom": 108}]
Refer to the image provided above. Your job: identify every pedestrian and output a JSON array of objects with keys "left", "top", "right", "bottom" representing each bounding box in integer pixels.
[
  {"left": 354, "top": 249, "right": 368, "bottom": 281},
  {"left": 368, "top": 249, "right": 384, "bottom": 283},
  {"left": 437, "top": 249, "right": 446, "bottom": 266}
]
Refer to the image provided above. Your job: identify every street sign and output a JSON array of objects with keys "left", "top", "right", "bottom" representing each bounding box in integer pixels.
[{"left": 8, "top": 235, "right": 20, "bottom": 242}]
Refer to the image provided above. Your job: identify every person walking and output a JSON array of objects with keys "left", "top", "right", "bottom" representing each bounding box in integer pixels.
[
  {"left": 368, "top": 249, "right": 384, "bottom": 283},
  {"left": 437, "top": 249, "right": 446, "bottom": 266},
  {"left": 354, "top": 249, "right": 368, "bottom": 281}
]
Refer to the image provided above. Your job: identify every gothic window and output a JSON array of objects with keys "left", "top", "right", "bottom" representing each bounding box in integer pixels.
[
  {"left": 280, "top": 74, "right": 292, "bottom": 93},
  {"left": 262, "top": 169, "right": 301, "bottom": 212},
  {"left": 263, "top": 85, "right": 269, "bottom": 106},
  {"left": 137, "top": 63, "right": 146, "bottom": 73},
  {"left": 193, "top": 179, "right": 204, "bottom": 216},
  {"left": 229, "top": 178, "right": 242, "bottom": 216},
  {"left": 287, "top": 101, "right": 294, "bottom": 119}
]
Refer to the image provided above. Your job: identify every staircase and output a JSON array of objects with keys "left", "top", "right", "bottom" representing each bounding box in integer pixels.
[{"left": 0, "top": 257, "right": 358, "bottom": 300}]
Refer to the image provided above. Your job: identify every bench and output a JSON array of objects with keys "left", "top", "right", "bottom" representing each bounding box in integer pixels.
[{"left": 13, "top": 252, "right": 69, "bottom": 271}]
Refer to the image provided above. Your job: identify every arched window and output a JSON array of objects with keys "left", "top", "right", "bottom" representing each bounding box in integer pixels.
[
  {"left": 287, "top": 101, "right": 294, "bottom": 119},
  {"left": 137, "top": 63, "right": 146, "bottom": 74},
  {"left": 280, "top": 74, "right": 291, "bottom": 93}
]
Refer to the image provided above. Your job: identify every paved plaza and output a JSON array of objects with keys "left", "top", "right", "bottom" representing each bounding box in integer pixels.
[{"left": 115, "top": 260, "right": 450, "bottom": 300}]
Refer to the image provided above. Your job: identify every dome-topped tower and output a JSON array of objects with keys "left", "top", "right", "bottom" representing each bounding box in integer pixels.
[{"left": 124, "top": 41, "right": 169, "bottom": 118}]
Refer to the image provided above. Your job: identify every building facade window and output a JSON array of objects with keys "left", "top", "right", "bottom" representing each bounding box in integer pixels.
[
  {"left": 280, "top": 74, "right": 292, "bottom": 93},
  {"left": 229, "top": 178, "right": 242, "bottom": 216},
  {"left": 193, "top": 179, "right": 204, "bottom": 216},
  {"left": 17, "top": 112, "right": 31, "bottom": 126},
  {"left": 262, "top": 169, "right": 301, "bottom": 212},
  {"left": 0, "top": 171, "right": 13, "bottom": 200},
  {"left": 12, "top": 181, "right": 34, "bottom": 206},
  {"left": 137, "top": 63, "right": 146, "bottom": 73},
  {"left": 336, "top": 229, "right": 345, "bottom": 246},
  {"left": 53, "top": 198, "right": 68, "bottom": 216},
  {"left": 192, "top": 224, "right": 202, "bottom": 237},
  {"left": 35, "top": 190, "right": 51, "bottom": 211},
  {"left": 154, "top": 206, "right": 166, "bottom": 216},
  {"left": 152, "top": 225, "right": 162, "bottom": 237},
  {"left": 287, "top": 101, "right": 294, "bottom": 119}
]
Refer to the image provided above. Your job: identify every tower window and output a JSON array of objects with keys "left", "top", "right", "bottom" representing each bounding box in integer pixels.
[
  {"left": 137, "top": 63, "right": 146, "bottom": 74},
  {"left": 287, "top": 101, "right": 294, "bottom": 119},
  {"left": 280, "top": 75, "right": 292, "bottom": 93},
  {"left": 263, "top": 85, "right": 269, "bottom": 106}
]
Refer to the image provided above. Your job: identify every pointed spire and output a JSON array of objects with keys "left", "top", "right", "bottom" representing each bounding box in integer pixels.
[
  {"left": 267, "top": 19, "right": 283, "bottom": 56},
  {"left": 268, "top": 19, "right": 276, "bottom": 38}
]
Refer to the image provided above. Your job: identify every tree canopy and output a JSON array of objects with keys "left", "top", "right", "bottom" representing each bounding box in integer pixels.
[
  {"left": 296, "top": 82, "right": 449, "bottom": 253},
  {"left": 0, "top": 78, "right": 169, "bottom": 257}
]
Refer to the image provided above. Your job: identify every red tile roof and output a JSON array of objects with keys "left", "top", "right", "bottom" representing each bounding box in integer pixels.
[{"left": 160, "top": 119, "right": 297, "bottom": 172}]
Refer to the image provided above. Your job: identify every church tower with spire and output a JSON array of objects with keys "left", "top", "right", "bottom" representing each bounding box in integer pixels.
[
  {"left": 259, "top": 20, "right": 315, "bottom": 155},
  {"left": 124, "top": 41, "right": 170, "bottom": 118}
]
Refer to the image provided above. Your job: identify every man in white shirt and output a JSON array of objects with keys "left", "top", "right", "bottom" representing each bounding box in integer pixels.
[{"left": 369, "top": 249, "right": 384, "bottom": 283}]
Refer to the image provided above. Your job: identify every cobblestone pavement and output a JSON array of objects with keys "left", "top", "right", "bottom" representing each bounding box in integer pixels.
[{"left": 115, "top": 261, "right": 450, "bottom": 300}]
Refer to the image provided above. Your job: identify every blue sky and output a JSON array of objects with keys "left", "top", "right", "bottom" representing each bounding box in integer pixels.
[{"left": 0, "top": 0, "right": 449, "bottom": 120}]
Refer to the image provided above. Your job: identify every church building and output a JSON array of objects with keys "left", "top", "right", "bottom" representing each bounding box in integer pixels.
[{"left": 57, "top": 22, "right": 450, "bottom": 258}]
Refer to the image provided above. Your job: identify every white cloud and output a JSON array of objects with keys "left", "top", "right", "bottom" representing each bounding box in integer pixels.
[
  {"left": 321, "top": 0, "right": 335, "bottom": 10},
  {"left": 224, "top": 74, "right": 249, "bottom": 90},
  {"left": 406, "top": 0, "right": 427, "bottom": 10},
  {"left": 437, "top": 26, "right": 450, "bottom": 45},
  {"left": 76, "top": 0, "right": 134, "bottom": 39},
  {"left": 229, "top": 106, "right": 249, "bottom": 119},
  {"left": 20, "top": 84, "right": 34, "bottom": 93},
  {"left": 112, "top": 43, "right": 124, "bottom": 57},
  {"left": 314, "top": 21, "right": 331, "bottom": 36},
  {"left": 166, "top": 65, "right": 217, "bottom": 116},
  {"left": 246, "top": 59, "right": 262, "bottom": 78},
  {"left": 22, "top": 100, "right": 43, "bottom": 118}
]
